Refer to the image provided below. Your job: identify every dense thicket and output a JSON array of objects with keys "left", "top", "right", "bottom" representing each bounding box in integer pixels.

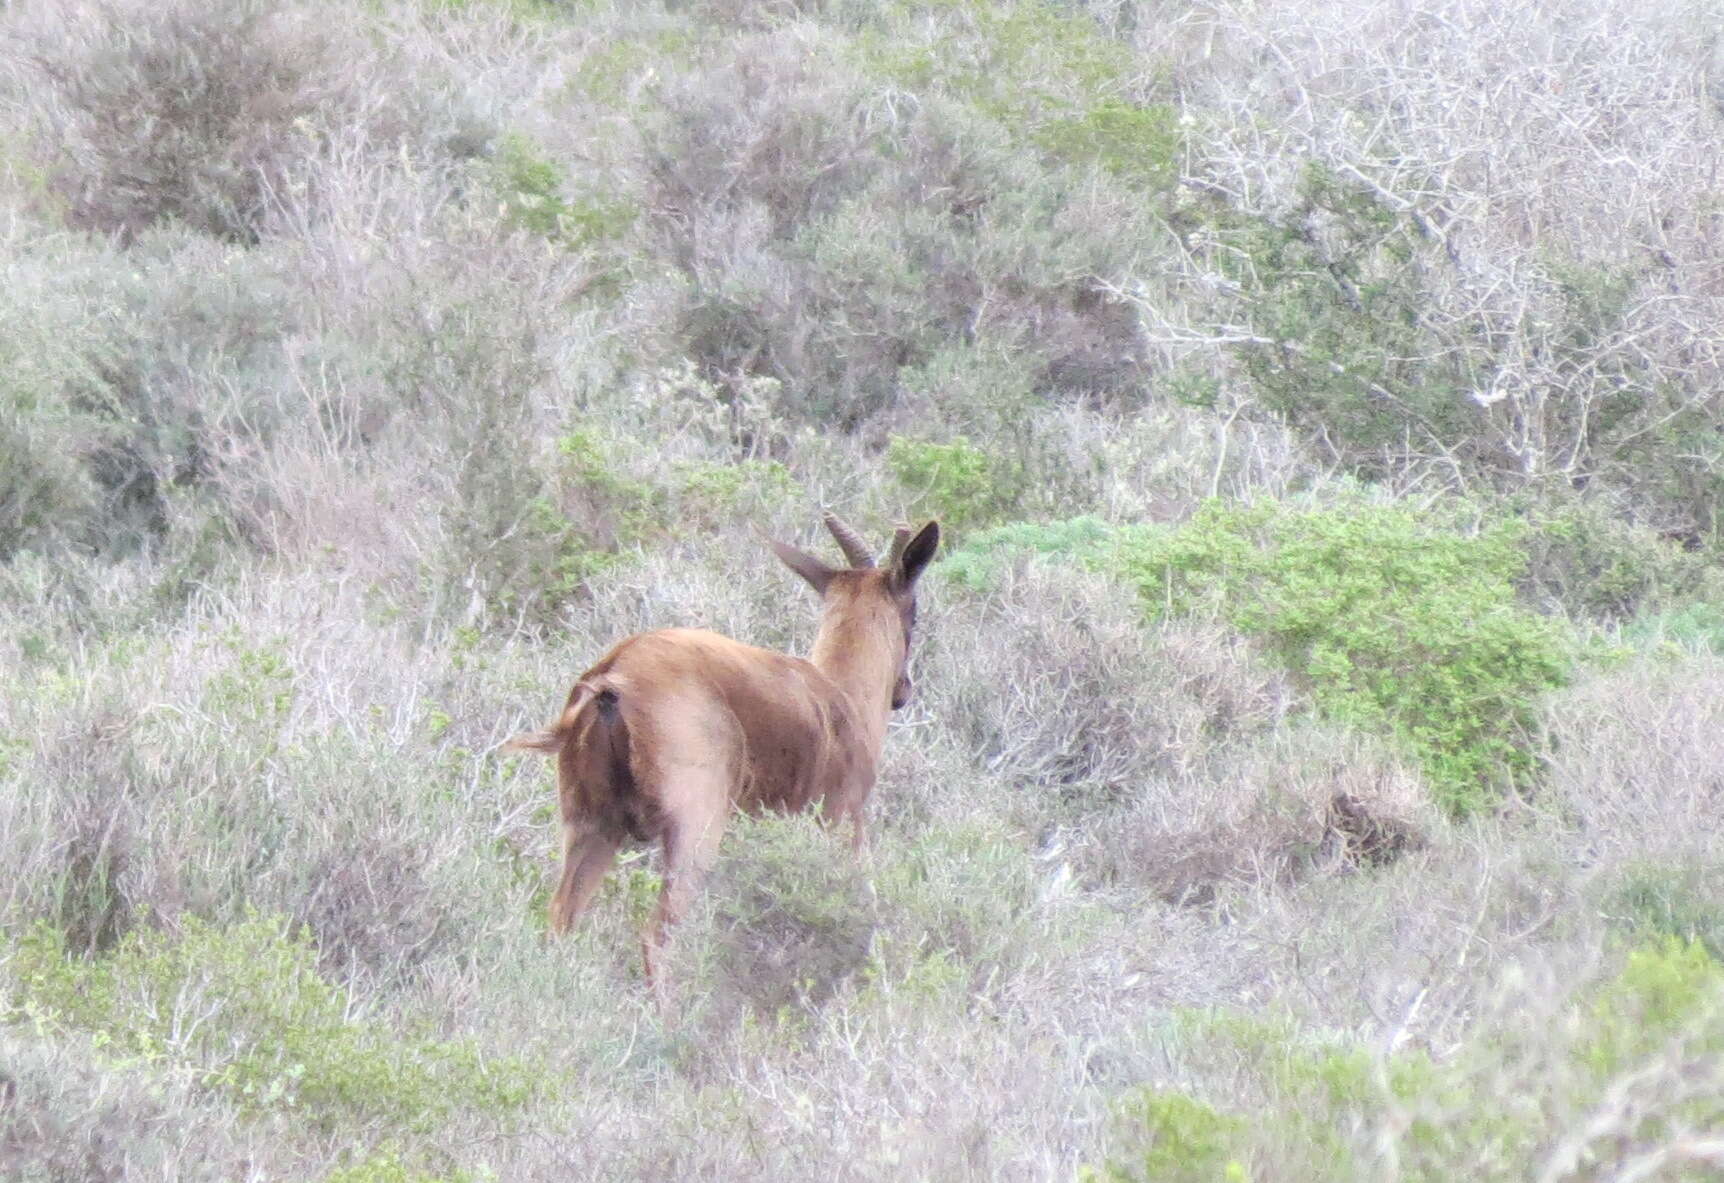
[{"left": 4, "top": 1, "right": 1724, "bottom": 1178}]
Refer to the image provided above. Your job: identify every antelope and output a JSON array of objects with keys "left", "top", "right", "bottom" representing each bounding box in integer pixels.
[{"left": 506, "top": 514, "right": 940, "bottom": 983}]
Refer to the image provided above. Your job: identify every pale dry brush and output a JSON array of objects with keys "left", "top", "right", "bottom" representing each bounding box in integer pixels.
[{"left": 1135, "top": 0, "right": 1724, "bottom": 514}]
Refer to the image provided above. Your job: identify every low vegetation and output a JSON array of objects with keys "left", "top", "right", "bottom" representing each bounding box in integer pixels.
[{"left": 3, "top": 0, "right": 1723, "bottom": 1177}]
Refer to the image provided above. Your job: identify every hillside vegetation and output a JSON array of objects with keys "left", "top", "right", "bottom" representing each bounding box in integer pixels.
[{"left": 4, "top": 0, "right": 1724, "bottom": 1178}]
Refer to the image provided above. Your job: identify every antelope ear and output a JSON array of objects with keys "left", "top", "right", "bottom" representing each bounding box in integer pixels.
[
  {"left": 893, "top": 521, "right": 940, "bottom": 589},
  {"left": 772, "top": 540, "right": 836, "bottom": 595}
]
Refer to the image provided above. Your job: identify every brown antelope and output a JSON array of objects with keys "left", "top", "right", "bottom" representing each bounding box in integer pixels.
[{"left": 506, "top": 514, "right": 940, "bottom": 983}]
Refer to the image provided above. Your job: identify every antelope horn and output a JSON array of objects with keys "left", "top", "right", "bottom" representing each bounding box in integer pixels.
[
  {"left": 823, "top": 512, "right": 875, "bottom": 568},
  {"left": 885, "top": 525, "right": 912, "bottom": 569}
]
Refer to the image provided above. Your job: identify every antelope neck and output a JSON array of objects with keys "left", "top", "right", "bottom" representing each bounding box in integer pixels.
[{"left": 807, "top": 597, "right": 901, "bottom": 749}]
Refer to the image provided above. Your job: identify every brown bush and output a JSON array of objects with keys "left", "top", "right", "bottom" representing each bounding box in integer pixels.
[
  {"left": 919, "top": 561, "right": 1292, "bottom": 816},
  {"left": 1081, "top": 728, "right": 1435, "bottom": 905}
]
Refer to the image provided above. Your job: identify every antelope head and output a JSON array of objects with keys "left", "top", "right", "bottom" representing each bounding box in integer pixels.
[{"left": 771, "top": 513, "right": 941, "bottom": 712}]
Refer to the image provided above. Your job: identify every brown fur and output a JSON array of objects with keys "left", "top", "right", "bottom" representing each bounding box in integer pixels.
[{"left": 505, "top": 517, "right": 939, "bottom": 987}]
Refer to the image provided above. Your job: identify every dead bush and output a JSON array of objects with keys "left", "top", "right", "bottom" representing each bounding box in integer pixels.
[
  {"left": 293, "top": 835, "right": 447, "bottom": 986},
  {"left": 24, "top": 0, "right": 347, "bottom": 243},
  {"left": 640, "top": 34, "right": 1157, "bottom": 430},
  {"left": 0, "top": 1031, "right": 262, "bottom": 1181},
  {"left": 919, "top": 560, "right": 1292, "bottom": 817},
  {"left": 19, "top": 709, "right": 152, "bottom": 954},
  {"left": 1080, "top": 728, "right": 1436, "bottom": 904},
  {"left": 1546, "top": 657, "right": 1724, "bottom": 860},
  {"left": 17, "top": 0, "right": 459, "bottom": 246}
]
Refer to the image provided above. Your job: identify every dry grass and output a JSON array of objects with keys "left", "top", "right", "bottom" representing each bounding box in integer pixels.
[{"left": 2, "top": 0, "right": 1722, "bottom": 1178}]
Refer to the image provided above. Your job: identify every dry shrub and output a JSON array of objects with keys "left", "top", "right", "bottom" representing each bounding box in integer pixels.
[
  {"left": 639, "top": 29, "right": 1158, "bottom": 430},
  {"left": 0, "top": 1030, "right": 264, "bottom": 1181},
  {"left": 16, "top": 0, "right": 450, "bottom": 245},
  {"left": 293, "top": 836, "right": 445, "bottom": 986},
  {"left": 1547, "top": 657, "right": 1724, "bottom": 859},
  {"left": 24, "top": 0, "right": 344, "bottom": 243},
  {"left": 1153, "top": 0, "right": 1724, "bottom": 527},
  {"left": 919, "top": 561, "right": 1293, "bottom": 816},
  {"left": 216, "top": 436, "right": 433, "bottom": 592},
  {"left": 1082, "top": 727, "right": 1436, "bottom": 905},
  {"left": 18, "top": 709, "right": 154, "bottom": 954}
]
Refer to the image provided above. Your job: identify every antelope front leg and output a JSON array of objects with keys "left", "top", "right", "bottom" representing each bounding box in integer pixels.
[
  {"left": 820, "top": 791, "right": 870, "bottom": 856},
  {"left": 549, "top": 824, "right": 623, "bottom": 936}
]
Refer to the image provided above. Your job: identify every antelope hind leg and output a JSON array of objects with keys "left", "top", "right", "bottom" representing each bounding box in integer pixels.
[
  {"left": 549, "top": 824, "right": 623, "bottom": 935},
  {"left": 641, "top": 792, "right": 728, "bottom": 992}
]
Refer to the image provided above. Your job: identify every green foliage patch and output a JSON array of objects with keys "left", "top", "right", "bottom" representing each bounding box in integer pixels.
[
  {"left": 944, "top": 503, "right": 1571, "bottom": 812},
  {"left": 937, "top": 515, "right": 1115, "bottom": 591},
  {"left": 488, "top": 132, "right": 636, "bottom": 249},
  {"left": 1092, "top": 939, "right": 1724, "bottom": 1180},
  {"left": 1115, "top": 501, "right": 1570, "bottom": 813},
  {"left": 886, "top": 435, "right": 1020, "bottom": 537},
  {"left": 1037, "top": 100, "right": 1180, "bottom": 193},
  {"left": 1082, "top": 1089, "right": 1248, "bottom": 1183},
  {"left": 8, "top": 913, "right": 538, "bottom": 1132},
  {"left": 1196, "top": 161, "right": 1470, "bottom": 468}
]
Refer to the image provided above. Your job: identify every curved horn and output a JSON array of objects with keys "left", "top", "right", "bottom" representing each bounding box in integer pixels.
[
  {"left": 823, "top": 512, "right": 875, "bottom": 568},
  {"left": 885, "top": 525, "right": 912, "bottom": 569}
]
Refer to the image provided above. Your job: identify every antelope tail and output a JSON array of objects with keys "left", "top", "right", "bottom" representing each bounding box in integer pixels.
[{"left": 503, "top": 681, "right": 604, "bottom": 756}]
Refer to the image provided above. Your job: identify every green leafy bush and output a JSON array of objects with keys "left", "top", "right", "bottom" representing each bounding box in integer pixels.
[
  {"left": 1082, "top": 1089, "right": 1248, "bottom": 1183},
  {"left": 1621, "top": 601, "right": 1724, "bottom": 657},
  {"left": 672, "top": 458, "right": 797, "bottom": 530},
  {"left": 1194, "top": 161, "right": 1471, "bottom": 471},
  {"left": 488, "top": 132, "right": 636, "bottom": 249},
  {"left": 1038, "top": 101, "right": 1180, "bottom": 193},
  {"left": 1515, "top": 496, "right": 1722, "bottom": 622},
  {"left": 323, "top": 1147, "right": 484, "bottom": 1183},
  {"left": 937, "top": 515, "right": 1115, "bottom": 591},
  {"left": 1604, "top": 861, "right": 1724, "bottom": 971},
  {"left": 1581, "top": 937, "right": 1724, "bottom": 1077},
  {"left": 9, "top": 913, "right": 538, "bottom": 1131},
  {"left": 886, "top": 436, "right": 1018, "bottom": 536},
  {"left": 1093, "top": 940, "right": 1724, "bottom": 1180},
  {"left": 1115, "top": 502, "right": 1571, "bottom": 813},
  {"left": 0, "top": 349, "right": 101, "bottom": 558}
]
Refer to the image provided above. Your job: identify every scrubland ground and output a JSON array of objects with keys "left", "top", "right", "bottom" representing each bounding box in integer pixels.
[{"left": 4, "top": 1, "right": 1724, "bottom": 1179}]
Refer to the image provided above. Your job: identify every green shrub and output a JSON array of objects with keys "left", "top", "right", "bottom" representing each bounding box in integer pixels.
[
  {"left": 1621, "top": 601, "right": 1724, "bottom": 657},
  {"left": 886, "top": 436, "right": 1018, "bottom": 536},
  {"left": 0, "top": 236, "right": 297, "bottom": 566},
  {"left": 1094, "top": 941, "right": 1724, "bottom": 1179},
  {"left": 1606, "top": 862, "right": 1724, "bottom": 959},
  {"left": 928, "top": 504, "right": 1572, "bottom": 811},
  {"left": 409, "top": 312, "right": 654, "bottom": 625},
  {"left": 1514, "top": 496, "right": 1722, "bottom": 622},
  {"left": 672, "top": 458, "right": 797, "bottom": 530},
  {"left": 8, "top": 913, "right": 538, "bottom": 1132},
  {"left": 1115, "top": 501, "right": 1571, "bottom": 813},
  {"left": 323, "top": 1147, "right": 485, "bottom": 1183},
  {"left": 1197, "top": 161, "right": 1472, "bottom": 472},
  {"left": 1037, "top": 101, "right": 1180, "bottom": 193},
  {"left": 937, "top": 515, "right": 1115, "bottom": 591},
  {"left": 1082, "top": 1089, "right": 1249, "bottom": 1183},
  {"left": 0, "top": 307, "right": 105, "bottom": 557},
  {"left": 1580, "top": 937, "right": 1724, "bottom": 1077},
  {"left": 488, "top": 132, "right": 636, "bottom": 249},
  {"left": 865, "top": 0, "right": 1134, "bottom": 127}
]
